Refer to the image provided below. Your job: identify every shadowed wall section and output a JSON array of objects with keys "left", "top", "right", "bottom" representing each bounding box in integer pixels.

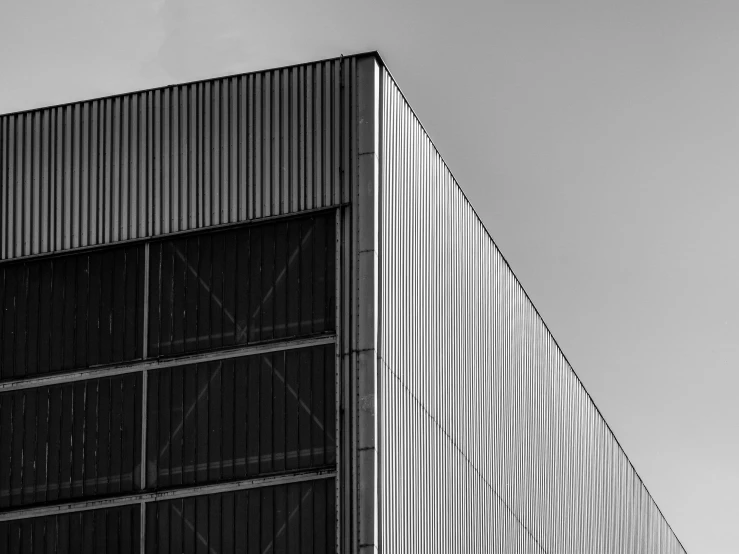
[{"left": 378, "top": 68, "right": 687, "bottom": 553}]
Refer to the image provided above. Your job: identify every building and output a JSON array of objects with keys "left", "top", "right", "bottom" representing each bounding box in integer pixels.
[{"left": 0, "top": 52, "right": 686, "bottom": 553}]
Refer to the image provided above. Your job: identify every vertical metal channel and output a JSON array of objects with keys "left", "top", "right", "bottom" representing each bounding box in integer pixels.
[
  {"left": 334, "top": 206, "right": 342, "bottom": 554},
  {"left": 375, "top": 57, "right": 384, "bottom": 554},
  {"left": 353, "top": 54, "right": 380, "bottom": 554},
  {"left": 377, "top": 66, "right": 688, "bottom": 553},
  {"left": 140, "top": 241, "right": 150, "bottom": 553}
]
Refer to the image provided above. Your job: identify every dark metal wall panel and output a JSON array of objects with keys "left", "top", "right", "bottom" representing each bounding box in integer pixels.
[
  {"left": 379, "top": 69, "right": 687, "bottom": 553},
  {"left": 148, "top": 213, "right": 335, "bottom": 357},
  {"left": 0, "top": 494, "right": 141, "bottom": 553},
  {"left": 147, "top": 345, "right": 336, "bottom": 489},
  {"left": 145, "top": 478, "right": 335, "bottom": 554},
  {"left": 0, "top": 211, "right": 335, "bottom": 383},
  {"left": 0, "top": 211, "right": 340, "bottom": 548},
  {"left": 0, "top": 59, "right": 354, "bottom": 261},
  {"left": 0, "top": 244, "right": 145, "bottom": 379},
  {"left": 0, "top": 373, "right": 142, "bottom": 508}
]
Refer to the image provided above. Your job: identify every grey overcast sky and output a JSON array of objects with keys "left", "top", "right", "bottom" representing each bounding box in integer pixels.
[{"left": 1, "top": 1, "right": 737, "bottom": 552}]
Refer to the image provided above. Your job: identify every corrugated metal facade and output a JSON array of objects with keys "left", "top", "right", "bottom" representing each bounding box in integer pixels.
[
  {"left": 0, "top": 59, "right": 353, "bottom": 260},
  {"left": 145, "top": 478, "right": 336, "bottom": 553},
  {"left": 146, "top": 346, "right": 337, "bottom": 488},
  {"left": 0, "top": 244, "right": 146, "bottom": 378},
  {"left": 0, "top": 55, "right": 363, "bottom": 553},
  {"left": 0, "top": 503, "right": 141, "bottom": 553},
  {"left": 0, "top": 51, "right": 688, "bottom": 553},
  {"left": 0, "top": 373, "right": 142, "bottom": 507},
  {"left": 0, "top": 212, "right": 340, "bottom": 552},
  {"left": 378, "top": 68, "right": 687, "bottom": 553}
]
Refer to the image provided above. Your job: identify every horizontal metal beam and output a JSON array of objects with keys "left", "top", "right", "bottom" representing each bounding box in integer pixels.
[
  {"left": 0, "top": 334, "right": 337, "bottom": 392},
  {"left": 0, "top": 468, "right": 337, "bottom": 522},
  {"left": 0, "top": 191, "right": 347, "bottom": 266}
]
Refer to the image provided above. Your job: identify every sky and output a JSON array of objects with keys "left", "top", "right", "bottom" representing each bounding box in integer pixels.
[{"left": 1, "top": 0, "right": 737, "bottom": 551}]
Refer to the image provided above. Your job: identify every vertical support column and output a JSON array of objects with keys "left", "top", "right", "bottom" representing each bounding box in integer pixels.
[
  {"left": 141, "top": 241, "right": 150, "bottom": 553},
  {"left": 140, "top": 500, "right": 147, "bottom": 554},
  {"left": 141, "top": 241, "right": 150, "bottom": 488},
  {"left": 354, "top": 54, "right": 380, "bottom": 554},
  {"left": 335, "top": 207, "right": 343, "bottom": 554}
]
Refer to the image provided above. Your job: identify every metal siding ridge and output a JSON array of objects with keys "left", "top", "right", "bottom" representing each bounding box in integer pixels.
[
  {"left": 167, "top": 87, "right": 177, "bottom": 233},
  {"left": 289, "top": 68, "right": 298, "bottom": 215},
  {"left": 121, "top": 96, "right": 130, "bottom": 241},
  {"left": 313, "top": 64, "right": 322, "bottom": 211},
  {"left": 41, "top": 111, "right": 51, "bottom": 253},
  {"left": 305, "top": 64, "right": 314, "bottom": 212},
  {"left": 278, "top": 69, "right": 287, "bottom": 216},
  {"left": 271, "top": 70, "right": 280, "bottom": 216},
  {"left": 53, "top": 108, "right": 62, "bottom": 250},
  {"left": 261, "top": 73, "right": 270, "bottom": 219},
  {"left": 204, "top": 81, "right": 214, "bottom": 227},
  {"left": 331, "top": 62, "right": 340, "bottom": 208},
  {"left": 221, "top": 77, "right": 230, "bottom": 224},
  {"left": 126, "top": 98, "right": 135, "bottom": 242},
  {"left": 297, "top": 66, "right": 305, "bottom": 213},
  {"left": 111, "top": 97, "right": 121, "bottom": 243},
  {"left": 229, "top": 77, "right": 238, "bottom": 223},
  {"left": 15, "top": 114, "right": 21, "bottom": 255},
  {"left": 31, "top": 114, "right": 41, "bottom": 255}
]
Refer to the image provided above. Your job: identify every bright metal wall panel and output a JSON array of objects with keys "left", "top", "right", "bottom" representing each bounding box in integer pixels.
[
  {"left": 0, "top": 503, "right": 141, "bottom": 553},
  {"left": 145, "top": 478, "right": 336, "bottom": 554},
  {"left": 379, "top": 69, "right": 686, "bottom": 553},
  {"left": 0, "top": 59, "right": 354, "bottom": 261}
]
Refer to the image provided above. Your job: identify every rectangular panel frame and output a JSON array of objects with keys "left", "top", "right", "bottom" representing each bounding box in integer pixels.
[{"left": 0, "top": 205, "right": 344, "bottom": 551}]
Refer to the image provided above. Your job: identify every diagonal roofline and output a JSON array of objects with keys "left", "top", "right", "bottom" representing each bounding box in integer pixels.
[
  {"left": 0, "top": 50, "right": 385, "bottom": 118},
  {"left": 379, "top": 58, "right": 688, "bottom": 554}
]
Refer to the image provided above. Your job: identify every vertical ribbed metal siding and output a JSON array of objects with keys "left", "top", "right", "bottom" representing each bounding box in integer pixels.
[
  {"left": 0, "top": 244, "right": 146, "bottom": 379},
  {"left": 146, "top": 346, "right": 336, "bottom": 489},
  {"left": 0, "top": 59, "right": 353, "bottom": 260},
  {"left": 0, "top": 373, "right": 142, "bottom": 508},
  {"left": 145, "top": 478, "right": 336, "bottom": 553},
  {"left": 379, "top": 69, "right": 687, "bottom": 553},
  {"left": 0, "top": 503, "right": 141, "bottom": 553}
]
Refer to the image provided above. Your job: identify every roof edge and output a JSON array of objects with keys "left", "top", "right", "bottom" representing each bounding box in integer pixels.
[{"left": 0, "top": 50, "right": 384, "bottom": 118}]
